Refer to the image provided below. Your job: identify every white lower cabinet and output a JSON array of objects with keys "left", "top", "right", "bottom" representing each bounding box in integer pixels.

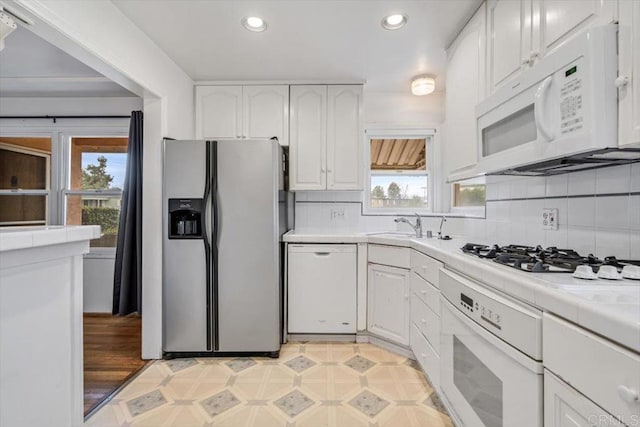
[
  {"left": 544, "top": 370, "right": 620, "bottom": 427},
  {"left": 544, "top": 313, "right": 640, "bottom": 424},
  {"left": 367, "top": 263, "right": 410, "bottom": 345},
  {"left": 288, "top": 244, "right": 357, "bottom": 333},
  {"left": 410, "top": 324, "right": 440, "bottom": 390}
]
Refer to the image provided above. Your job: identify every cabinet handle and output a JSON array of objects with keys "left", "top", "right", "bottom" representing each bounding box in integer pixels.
[
  {"left": 236, "top": 135, "right": 242, "bottom": 139},
  {"left": 404, "top": 294, "right": 409, "bottom": 300},
  {"left": 314, "top": 252, "right": 331, "bottom": 256},
  {"left": 321, "top": 168, "right": 326, "bottom": 173},
  {"left": 420, "top": 290, "right": 427, "bottom": 295},
  {"left": 615, "top": 76, "right": 630, "bottom": 89},
  {"left": 521, "top": 57, "right": 531, "bottom": 66},
  {"left": 327, "top": 169, "right": 332, "bottom": 173},
  {"left": 617, "top": 385, "right": 639, "bottom": 404}
]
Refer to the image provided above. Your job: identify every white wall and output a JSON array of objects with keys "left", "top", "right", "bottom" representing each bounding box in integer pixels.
[
  {"left": 364, "top": 91, "right": 445, "bottom": 126},
  {"left": 460, "top": 164, "right": 640, "bottom": 259},
  {"left": 13, "top": 0, "right": 196, "bottom": 358},
  {"left": 83, "top": 257, "right": 115, "bottom": 313}
]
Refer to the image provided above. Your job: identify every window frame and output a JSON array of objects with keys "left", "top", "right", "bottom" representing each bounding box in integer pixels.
[
  {"left": 363, "top": 129, "right": 436, "bottom": 215},
  {"left": 62, "top": 133, "right": 129, "bottom": 255},
  {"left": 450, "top": 176, "right": 486, "bottom": 217},
  {"left": 0, "top": 120, "right": 129, "bottom": 255}
]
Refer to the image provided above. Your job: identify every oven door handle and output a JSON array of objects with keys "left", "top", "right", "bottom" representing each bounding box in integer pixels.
[{"left": 534, "top": 76, "right": 555, "bottom": 142}]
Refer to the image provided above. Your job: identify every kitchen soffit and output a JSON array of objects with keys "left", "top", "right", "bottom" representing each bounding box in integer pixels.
[{"left": 112, "top": 0, "right": 482, "bottom": 92}]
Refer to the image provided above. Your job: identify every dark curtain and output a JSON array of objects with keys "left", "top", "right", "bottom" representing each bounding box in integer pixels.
[{"left": 113, "top": 111, "right": 143, "bottom": 315}]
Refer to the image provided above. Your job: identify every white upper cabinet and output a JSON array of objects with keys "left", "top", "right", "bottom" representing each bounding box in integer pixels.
[
  {"left": 326, "top": 85, "right": 363, "bottom": 190},
  {"left": 486, "top": 0, "right": 616, "bottom": 95},
  {"left": 196, "top": 85, "right": 289, "bottom": 144},
  {"left": 289, "top": 85, "right": 363, "bottom": 191},
  {"left": 196, "top": 86, "right": 243, "bottom": 139},
  {"left": 290, "top": 85, "right": 327, "bottom": 190},
  {"left": 445, "top": 3, "right": 486, "bottom": 179},
  {"left": 619, "top": 0, "right": 640, "bottom": 147},
  {"left": 537, "top": 0, "right": 616, "bottom": 56},
  {"left": 487, "top": 0, "right": 534, "bottom": 93},
  {"left": 243, "top": 85, "right": 289, "bottom": 145}
]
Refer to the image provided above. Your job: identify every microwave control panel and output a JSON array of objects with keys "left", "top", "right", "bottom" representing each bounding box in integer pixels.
[{"left": 559, "top": 60, "right": 584, "bottom": 135}]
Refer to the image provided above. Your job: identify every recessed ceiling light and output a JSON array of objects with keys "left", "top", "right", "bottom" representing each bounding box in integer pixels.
[
  {"left": 381, "top": 14, "right": 407, "bottom": 30},
  {"left": 242, "top": 16, "right": 267, "bottom": 32}
]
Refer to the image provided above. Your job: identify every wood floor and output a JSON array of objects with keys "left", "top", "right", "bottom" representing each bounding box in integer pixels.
[{"left": 84, "top": 313, "right": 146, "bottom": 416}]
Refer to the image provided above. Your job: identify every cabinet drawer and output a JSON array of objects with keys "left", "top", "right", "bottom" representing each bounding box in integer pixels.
[
  {"left": 411, "top": 294, "right": 440, "bottom": 354},
  {"left": 544, "top": 314, "right": 640, "bottom": 421},
  {"left": 368, "top": 244, "right": 410, "bottom": 269},
  {"left": 410, "top": 272, "right": 440, "bottom": 315},
  {"left": 410, "top": 250, "right": 443, "bottom": 287},
  {"left": 410, "top": 324, "right": 440, "bottom": 390}
]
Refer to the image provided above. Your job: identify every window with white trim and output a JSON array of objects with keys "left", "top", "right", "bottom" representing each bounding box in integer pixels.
[
  {"left": 450, "top": 176, "right": 486, "bottom": 216},
  {"left": 365, "top": 134, "right": 433, "bottom": 214},
  {"left": 0, "top": 120, "right": 129, "bottom": 252}
]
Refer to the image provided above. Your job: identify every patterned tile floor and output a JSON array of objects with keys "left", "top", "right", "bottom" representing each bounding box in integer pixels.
[{"left": 85, "top": 342, "right": 453, "bottom": 427}]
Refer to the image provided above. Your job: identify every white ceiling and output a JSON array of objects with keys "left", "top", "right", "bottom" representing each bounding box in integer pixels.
[
  {"left": 0, "top": 25, "right": 136, "bottom": 97},
  {"left": 113, "top": 0, "right": 482, "bottom": 93}
]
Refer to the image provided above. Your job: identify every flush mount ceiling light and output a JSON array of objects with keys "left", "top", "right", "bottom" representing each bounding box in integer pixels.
[
  {"left": 411, "top": 75, "right": 436, "bottom": 96},
  {"left": 381, "top": 14, "right": 407, "bottom": 30},
  {"left": 241, "top": 16, "right": 267, "bottom": 32}
]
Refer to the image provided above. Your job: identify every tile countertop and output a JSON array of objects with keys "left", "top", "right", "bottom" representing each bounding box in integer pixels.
[
  {"left": 283, "top": 230, "right": 640, "bottom": 354},
  {"left": 0, "top": 225, "right": 101, "bottom": 252}
]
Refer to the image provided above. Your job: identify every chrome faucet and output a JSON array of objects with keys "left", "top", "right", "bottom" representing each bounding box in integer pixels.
[
  {"left": 438, "top": 215, "right": 447, "bottom": 239},
  {"left": 394, "top": 213, "right": 423, "bottom": 238}
]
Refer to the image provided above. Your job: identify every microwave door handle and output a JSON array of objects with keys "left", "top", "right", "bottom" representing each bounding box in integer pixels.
[{"left": 534, "top": 76, "right": 555, "bottom": 142}]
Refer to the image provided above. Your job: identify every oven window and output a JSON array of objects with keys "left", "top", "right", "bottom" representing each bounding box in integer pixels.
[
  {"left": 482, "top": 104, "right": 537, "bottom": 156},
  {"left": 453, "top": 335, "right": 503, "bottom": 427}
]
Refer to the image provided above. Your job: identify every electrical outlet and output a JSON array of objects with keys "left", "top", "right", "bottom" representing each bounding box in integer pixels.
[
  {"left": 542, "top": 208, "right": 559, "bottom": 230},
  {"left": 330, "top": 208, "right": 345, "bottom": 220}
]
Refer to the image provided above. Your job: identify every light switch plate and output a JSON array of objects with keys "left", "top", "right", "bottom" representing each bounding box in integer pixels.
[{"left": 542, "top": 208, "right": 559, "bottom": 230}]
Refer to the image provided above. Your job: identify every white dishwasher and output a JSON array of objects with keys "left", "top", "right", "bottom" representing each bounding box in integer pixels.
[{"left": 287, "top": 244, "right": 357, "bottom": 333}]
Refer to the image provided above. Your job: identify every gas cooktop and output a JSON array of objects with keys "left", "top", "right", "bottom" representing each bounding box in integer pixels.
[{"left": 461, "top": 243, "right": 640, "bottom": 277}]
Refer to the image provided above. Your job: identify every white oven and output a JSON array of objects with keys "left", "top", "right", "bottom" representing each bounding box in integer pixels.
[
  {"left": 439, "top": 268, "right": 543, "bottom": 427},
  {"left": 476, "top": 25, "right": 618, "bottom": 175}
]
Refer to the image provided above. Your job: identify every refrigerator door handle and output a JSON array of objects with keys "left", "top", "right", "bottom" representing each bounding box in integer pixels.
[
  {"left": 202, "top": 141, "right": 213, "bottom": 351},
  {"left": 211, "top": 141, "right": 220, "bottom": 351}
]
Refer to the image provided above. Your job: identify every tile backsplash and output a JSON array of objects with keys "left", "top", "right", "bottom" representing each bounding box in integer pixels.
[
  {"left": 292, "top": 163, "right": 639, "bottom": 259},
  {"left": 470, "top": 163, "right": 639, "bottom": 259}
]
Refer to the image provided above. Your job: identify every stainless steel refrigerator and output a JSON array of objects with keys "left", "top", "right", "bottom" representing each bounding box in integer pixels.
[{"left": 162, "top": 138, "right": 287, "bottom": 357}]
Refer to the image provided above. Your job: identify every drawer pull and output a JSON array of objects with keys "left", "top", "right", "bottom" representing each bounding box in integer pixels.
[
  {"left": 617, "top": 385, "right": 639, "bottom": 404},
  {"left": 314, "top": 252, "right": 331, "bottom": 256}
]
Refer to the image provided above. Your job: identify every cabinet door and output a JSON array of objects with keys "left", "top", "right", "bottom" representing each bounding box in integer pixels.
[
  {"left": 544, "top": 370, "right": 620, "bottom": 427},
  {"left": 487, "top": 0, "right": 534, "bottom": 93},
  {"left": 444, "top": 3, "right": 486, "bottom": 179},
  {"left": 619, "top": 0, "right": 640, "bottom": 147},
  {"left": 195, "top": 86, "right": 243, "bottom": 139},
  {"left": 367, "top": 264, "right": 410, "bottom": 345},
  {"left": 243, "top": 85, "right": 290, "bottom": 146},
  {"left": 537, "top": 0, "right": 616, "bottom": 57},
  {"left": 326, "top": 85, "right": 363, "bottom": 190},
  {"left": 289, "top": 85, "right": 327, "bottom": 190}
]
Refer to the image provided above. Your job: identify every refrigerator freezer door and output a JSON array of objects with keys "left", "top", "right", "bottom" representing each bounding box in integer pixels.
[
  {"left": 163, "top": 140, "right": 211, "bottom": 352},
  {"left": 215, "top": 139, "right": 281, "bottom": 352}
]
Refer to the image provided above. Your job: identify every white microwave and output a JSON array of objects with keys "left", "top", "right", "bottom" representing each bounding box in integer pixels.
[{"left": 476, "top": 25, "right": 621, "bottom": 175}]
